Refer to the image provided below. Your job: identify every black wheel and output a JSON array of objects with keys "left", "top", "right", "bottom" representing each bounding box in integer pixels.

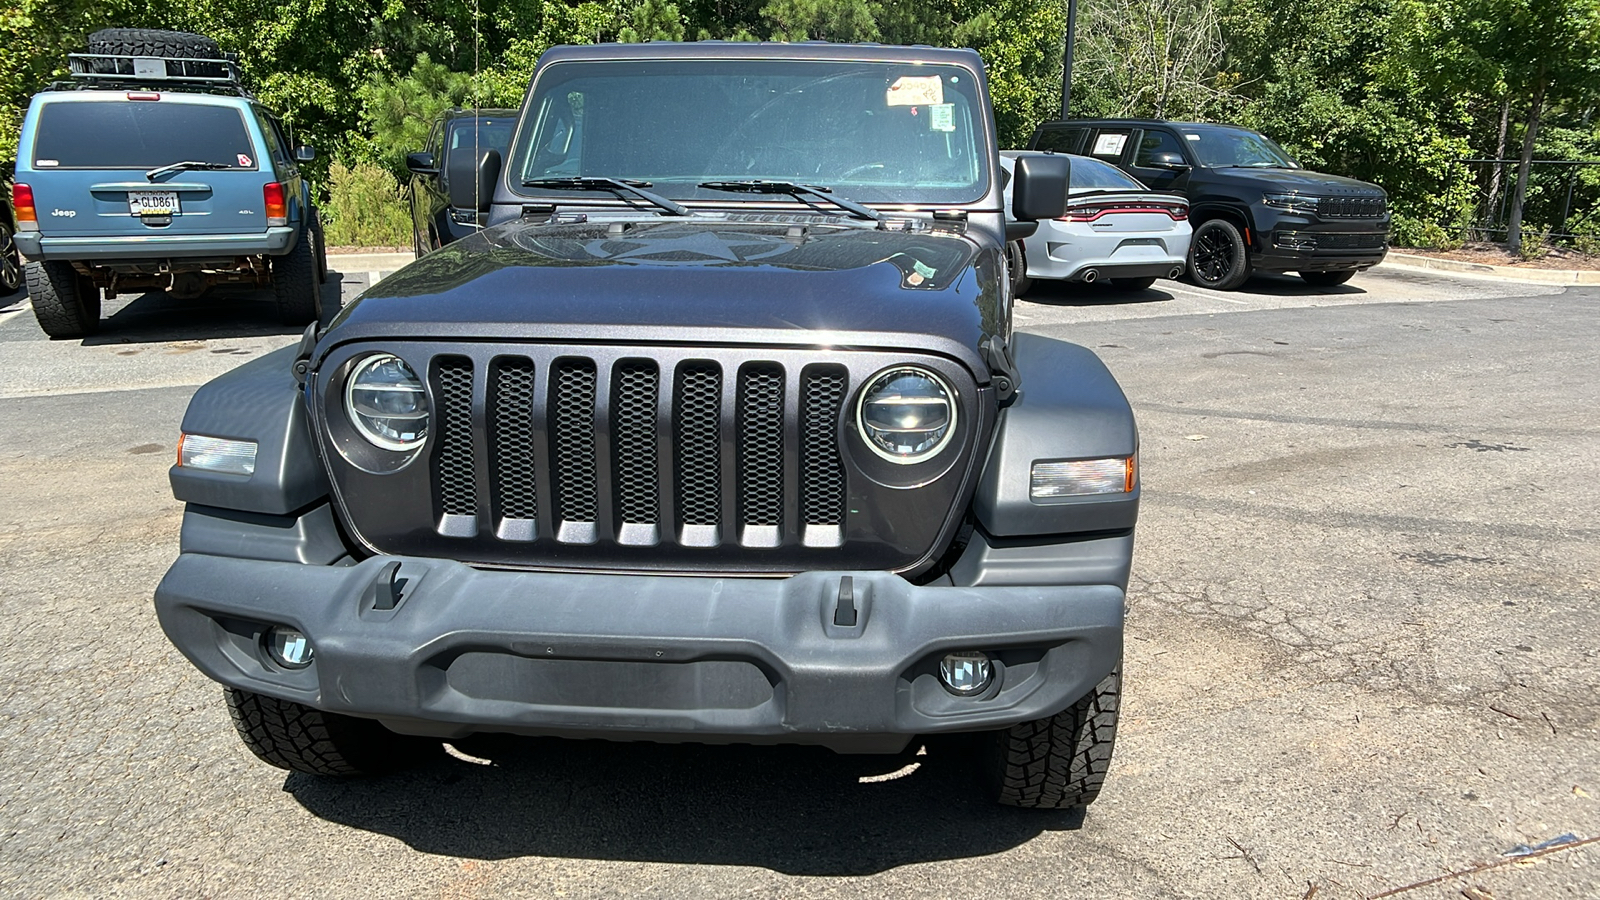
[
  {"left": 1188, "top": 219, "right": 1251, "bottom": 290},
  {"left": 1006, "top": 241, "right": 1033, "bottom": 297},
  {"left": 225, "top": 688, "right": 439, "bottom": 776},
  {"left": 0, "top": 222, "right": 22, "bottom": 294},
  {"left": 986, "top": 668, "right": 1120, "bottom": 809},
  {"left": 26, "top": 260, "right": 100, "bottom": 339},
  {"left": 271, "top": 221, "right": 322, "bottom": 326},
  {"left": 1111, "top": 276, "right": 1158, "bottom": 291},
  {"left": 1299, "top": 269, "right": 1356, "bottom": 287}
]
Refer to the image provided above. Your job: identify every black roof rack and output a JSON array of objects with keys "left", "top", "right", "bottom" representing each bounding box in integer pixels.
[{"left": 54, "top": 52, "right": 252, "bottom": 98}]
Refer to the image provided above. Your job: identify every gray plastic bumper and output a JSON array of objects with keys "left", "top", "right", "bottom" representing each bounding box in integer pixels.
[
  {"left": 155, "top": 553, "right": 1124, "bottom": 752},
  {"left": 16, "top": 226, "right": 296, "bottom": 261}
]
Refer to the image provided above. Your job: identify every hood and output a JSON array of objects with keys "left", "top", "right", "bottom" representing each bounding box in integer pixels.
[
  {"left": 1204, "top": 167, "right": 1385, "bottom": 196},
  {"left": 321, "top": 217, "right": 1004, "bottom": 378}
]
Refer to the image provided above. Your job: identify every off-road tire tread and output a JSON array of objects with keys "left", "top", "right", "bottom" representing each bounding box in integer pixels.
[
  {"left": 225, "top": 688, "right": 435, "bottom": 776},
  {"left": 272, "top": 221, "right": 321, "bottom": 325},
  {"left": 27, "top": 260, "right": 99, "bottom": 339},
  {"left": 1299, "top": 268, "right": 1357, "bottom": 287},
  {"left": 86, "top": 28, "right": 223, "bottom": 61},
  {"left": 992, "top": 669, "right": 1120, "bottom": 809}
]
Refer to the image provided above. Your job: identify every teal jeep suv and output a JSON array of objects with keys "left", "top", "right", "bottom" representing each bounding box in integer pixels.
[{"left": 12, "top": 29, "right": 325, "bottom": 338}]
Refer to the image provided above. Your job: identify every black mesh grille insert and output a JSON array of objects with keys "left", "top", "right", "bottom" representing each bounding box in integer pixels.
[
  {"left": 612, "top": 361, "right": 660, "bottom": 524},
  {"left": 550, "top": 360, "right": 599, "bottom": 523},
  {"left": 490, "top": 358, "right": 537, "bottom": 520},
  {"left": 738, "top": 364, "right": 785, "bottom": 528},
  {"left": 435, "top": 357, "right": 477, "bottom": 518},
  {"left": 675, "top": 363, "right": 723, "bottom": 527},
  {"left": 801, "top": 367, "right": 847, "bottom": 526}
]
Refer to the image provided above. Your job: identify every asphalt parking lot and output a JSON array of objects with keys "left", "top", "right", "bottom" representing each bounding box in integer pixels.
[{"left": 1, "top": 264, "right": 1596, "bottom": 899}]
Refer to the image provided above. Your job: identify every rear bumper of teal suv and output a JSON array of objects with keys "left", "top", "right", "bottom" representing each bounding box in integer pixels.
[{"left": 14, "top": 225, "right": 298, "bottom": 261}]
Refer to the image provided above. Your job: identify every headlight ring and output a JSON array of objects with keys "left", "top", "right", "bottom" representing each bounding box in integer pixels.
[
  {"left": 856, "top": 366, "right": 957, "bottom": 464},
  {"left": 345, "top": 354, "right": 429, "bottom": 451}
]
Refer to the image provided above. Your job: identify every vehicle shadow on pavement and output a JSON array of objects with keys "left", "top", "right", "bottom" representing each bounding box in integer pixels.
[
  {"left": 79, "top": 274, "right": 345, "bottom": 345},
  {"left": 1232, "top": 273, "right": 1366, "bottom": 296},
  {"left": 286, "top": 734, "right": 1085, "bottom": 874},
  {"left": 1019, "top": 280, "right": 1178, "bottom": 307}
]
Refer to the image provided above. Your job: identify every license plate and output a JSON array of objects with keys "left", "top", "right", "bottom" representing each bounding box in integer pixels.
[{"left": 128, "top": 191, "right": 180, "bottom": 216}]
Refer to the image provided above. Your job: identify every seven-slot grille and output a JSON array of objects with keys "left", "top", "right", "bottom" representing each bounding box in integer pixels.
[
  {"left": 1317, "top": 195, "right": 1386, "bottom": 219},
  {"left": 433, "top": 354, "right": 851, "bottom": 550}
]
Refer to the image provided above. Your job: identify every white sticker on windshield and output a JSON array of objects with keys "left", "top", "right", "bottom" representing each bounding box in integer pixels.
[
  {"left": 1093, "top": 133, "right": 1127, "bottom": 156},
  {"left": 929, "top": 103, "right": 955, "bottom": 132},
  {"left": 1185, "top": 134, "right": 1201, "bottom": 141},
  {"left": 887, "top": 75, "right": 943, "bottom": 107}
]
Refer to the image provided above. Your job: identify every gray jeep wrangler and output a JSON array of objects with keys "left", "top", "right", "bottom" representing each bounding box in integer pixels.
[{"left": 155, "top": 42, "right": 1139, "bottom": 810}]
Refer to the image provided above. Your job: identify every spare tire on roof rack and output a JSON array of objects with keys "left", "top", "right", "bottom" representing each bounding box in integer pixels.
[{"left": 82, "top": 28, "right": 230, "bottom": 79}]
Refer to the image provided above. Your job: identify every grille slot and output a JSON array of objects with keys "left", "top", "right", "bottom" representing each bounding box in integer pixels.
[
  {"left": 490, "top": 358, "right": 538, "bottom": 522},
  {"left": 801, "top": 366, "right": 848, "bottom": 527},
  {"left": 675, "top": 363, "right": 723, "bottom": 528},
  {"left": 612, "top": 361, "right": 661, "bottom": 525},
  {"left": 434, "top": 357, "right": 477, "bottom": 520},
  {"left": 738, "top": 364, "right": 785, "bottom": 531},
  {"left": 550, "top": 359, "right": 599, "bottom": 524},
  {"left": 1317, "top": 196, "right": 1386, "bottom": 219}
]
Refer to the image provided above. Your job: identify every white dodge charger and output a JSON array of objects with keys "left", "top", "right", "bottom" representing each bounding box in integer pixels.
[{"left": 1001, "top": 150, "right": 1192, "bottom": 294}]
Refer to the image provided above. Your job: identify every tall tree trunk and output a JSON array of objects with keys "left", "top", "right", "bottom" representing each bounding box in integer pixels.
[
  {"left": 1507, "top": 73, "right": 1547, "bottom": 255},
  {"left": 1484, "top": 94, "right": 1511, "bottom": 231}
]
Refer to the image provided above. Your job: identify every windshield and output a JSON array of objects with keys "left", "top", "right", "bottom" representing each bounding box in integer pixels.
[
  {"left": 1182, "top": 126, "right": 1299, "bottom": 169},
  {"left": 32, "top": 100, "right": 256, "bottom": 170},
  {"left": 512, "top": 59, "right": 988, "bottom": 205}
]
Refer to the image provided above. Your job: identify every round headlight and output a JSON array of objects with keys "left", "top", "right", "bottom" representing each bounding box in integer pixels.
[
  {"left": 857, "top": 366, "right": 957, "bottom": 463},
  {"left": 345, "top": 354, "right": 429, "bottom": 451}
]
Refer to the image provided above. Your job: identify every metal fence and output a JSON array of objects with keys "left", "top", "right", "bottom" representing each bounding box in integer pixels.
[{"left": 1463, "top": 158, "right": 1600, "bottom": 243}]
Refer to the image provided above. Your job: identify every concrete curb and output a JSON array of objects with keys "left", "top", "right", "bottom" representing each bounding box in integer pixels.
[
  {"left": 1385, "top": 252, "right": 1600, "bottom": 285},
  {"left": 325, "top": 251, "right": 414, "bottom": 273}
]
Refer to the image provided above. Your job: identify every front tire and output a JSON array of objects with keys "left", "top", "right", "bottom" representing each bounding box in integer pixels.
[
  {"left": 986, "top": 668, "right": 1121, "bottom": 809},
  {"left": 225, "top": 688, "right": 438, "bottom": 776},
  {"left": 27, "top": 260, "right": 100, "bottom": 339},
  {"left": 271, "top": 221, "right": 322, "bottom": 326},
  {"left": 1006, "top": 241, "right": 1033, "bottom": 297},
  {"left": 1299, "top": 268, "right": 1356, "bottom": 287},
  {"left": 1188, "top": 219, "right": 1252, "bottom": 290}
]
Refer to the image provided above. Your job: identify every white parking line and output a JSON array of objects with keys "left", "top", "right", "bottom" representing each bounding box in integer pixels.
[
  {"left": 368, "top": 270, "right": 384, "bottom": 286},
  {"left": 1162, "top": 285, "right": 1250, "bottom": 304}
]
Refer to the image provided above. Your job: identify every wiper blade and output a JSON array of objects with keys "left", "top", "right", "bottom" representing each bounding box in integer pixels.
[
  {"left": 522, "top": 176, "right": 691, "bottom": 217},
  {"left": 698, "top": 180, "right": 882, "bottom": 222},
  {"left": 146, "top": 160, "right": 232, "bottom": 181}
]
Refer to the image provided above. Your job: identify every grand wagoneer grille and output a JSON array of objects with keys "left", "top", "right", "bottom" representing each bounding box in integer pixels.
[
  {"left": 1317, "top": 196, "right": 1386, "bottom": 219},
  {"left": 320, "top": 343, "right": 983, "bottom": 574}
]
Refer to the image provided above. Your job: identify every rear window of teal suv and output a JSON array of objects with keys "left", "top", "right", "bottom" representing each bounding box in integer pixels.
[{"left": 31, "top": 100, "right": 257, "bottom": 170}]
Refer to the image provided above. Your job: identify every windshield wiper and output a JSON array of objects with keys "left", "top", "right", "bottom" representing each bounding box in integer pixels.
[
  {"left": 698, "top": 180, "right": 882, "bottom": 222},
  {"left": 522, "top": 176, "right": 691, "bottom": 217},
  {"left": 145, "top": 160, "right": 232, "bottom": 181}
]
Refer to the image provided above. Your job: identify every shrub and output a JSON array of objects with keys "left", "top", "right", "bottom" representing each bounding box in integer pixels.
[
  {"left": 1389, "top": 215, "right": 1459, "bottom": 251},
  {"left": 322, "top": 161, "right": 412, "bottom": 248}
]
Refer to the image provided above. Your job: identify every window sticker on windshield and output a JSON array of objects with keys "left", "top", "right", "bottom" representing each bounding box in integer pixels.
[
  {"left": 35, "top": 159, "right": 59, "bottom": 167},
  {"left": 887, "top": 75, "right": 943, "bottom": 107},
  {"left": 1185, "top": 134, "right": 1201, "bottom": 141},
  {"left": 1092, "top": 133, "right": 1127, "bottom": 156},
  {"left": 929, "top": 103, "right": 955, "bottom": 132}
]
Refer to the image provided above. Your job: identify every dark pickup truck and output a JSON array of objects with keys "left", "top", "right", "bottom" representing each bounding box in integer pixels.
[
  {"left": 1032, "top": 119, "right": 1389, "bottom": 289},
  {"left": 156, "top": 42, "right": 1139, "bottom": 810}
]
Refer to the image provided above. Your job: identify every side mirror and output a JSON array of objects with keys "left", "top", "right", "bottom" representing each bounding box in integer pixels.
[
  {"left": 447, "top": 148, "right": 502, "bottom": 213},
  {"left": 1010, "top": 154, "right": 1071, "bottom": 222},
  {"left": 1148, "top": 151, "right": 1189, "bottom": 170},
  {"left": 294, "top": 146, "right": 316, "bottom": 163},
  {"left": 404, "top": 151, "right": 437, "bottom": 176}
]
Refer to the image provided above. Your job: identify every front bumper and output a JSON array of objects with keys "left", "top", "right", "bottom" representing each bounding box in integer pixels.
[
  {"left": 155, "top": 553, "right": 1124, "bottom": 753},
  {"left": 1249, "top": 209, "right": 1389, "bottom": 273},
  {"left": 14, "top": 226, "right": 297, "bottom": 262}
]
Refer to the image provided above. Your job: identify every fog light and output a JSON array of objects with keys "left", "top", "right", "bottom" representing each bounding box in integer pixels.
[
  {"left": 939, "top": 651, "right": 993, "bottom": 696},
  {"left": 266, "top": 627, "right": 313, "bottom": 668}
]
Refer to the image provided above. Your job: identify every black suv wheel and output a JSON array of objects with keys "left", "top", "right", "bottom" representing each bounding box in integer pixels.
[
  {"left": 0, "top": 222, "right": 21, "bottom": 294},
  {"left": 1188, "top": 219, "right": 1251, "bottom": 290}
]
